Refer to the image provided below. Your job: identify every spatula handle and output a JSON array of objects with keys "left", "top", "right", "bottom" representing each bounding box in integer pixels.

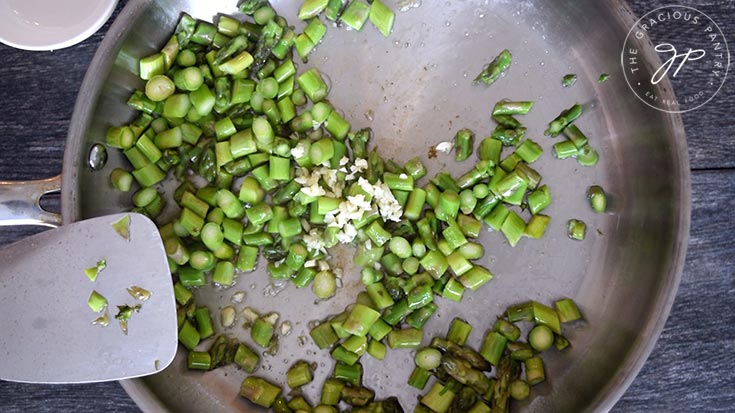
[{"left": 0, "top": 175, "right": 62, "bottom": 227}]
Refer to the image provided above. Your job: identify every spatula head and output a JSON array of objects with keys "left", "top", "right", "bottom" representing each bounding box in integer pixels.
[{"left": 0, "top": 213, "right": 177, "bottom": 383}]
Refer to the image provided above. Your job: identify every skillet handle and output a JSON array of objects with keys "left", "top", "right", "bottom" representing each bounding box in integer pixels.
[{"left": 0, "top": 175, "right": 62, "bottom": 228}]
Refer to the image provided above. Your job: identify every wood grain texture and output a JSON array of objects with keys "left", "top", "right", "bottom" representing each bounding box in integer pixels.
[
  {"left": 0, "top": 381, "right": 136, "bottom": 413},
  {"left": 0, "top": 39, "right": 99, "bottom": 182},
  {"left": 0, "top": 0, "right": 733, "bottom": 412}
]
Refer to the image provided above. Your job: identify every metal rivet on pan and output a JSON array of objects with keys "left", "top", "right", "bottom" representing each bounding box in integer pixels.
[{"left": 88, "top": 144, "right": 108, "bottom": 171}]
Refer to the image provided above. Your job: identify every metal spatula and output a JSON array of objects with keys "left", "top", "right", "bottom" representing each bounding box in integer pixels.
[{"left": 0, "top": 213, "right": 177, "bottom": 383}]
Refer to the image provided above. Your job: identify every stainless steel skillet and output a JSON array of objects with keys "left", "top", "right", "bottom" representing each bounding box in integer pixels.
[{"left": 48, "top": 0, "right": 691, "bottom": 411}]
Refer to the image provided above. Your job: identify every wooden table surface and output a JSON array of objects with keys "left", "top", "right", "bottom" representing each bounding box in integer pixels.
[{"left": 0, "top": 0, "right": 732, "bottom": 412}]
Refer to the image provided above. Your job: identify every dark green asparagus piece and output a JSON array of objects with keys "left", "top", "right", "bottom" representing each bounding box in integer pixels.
[
  {"left": 431, "top": 172, "right": 461, "bottom": 193},
  {"left": 454, "top": 129, "right": 475, "bottom": 161},
  {"left": 554, "top": 334, "right": 571, "bottom": 351},
  {"left": 341, "top": 386, "right": 375, "bottom": 407},
  {"left": 223, "top": 336, "right": 241, "bottom": 364},
  {"left": 474, "top": 49, "right": 513, "bottom": 86},
  {"left": 441, "top": 355, "right": 493, "bottom": 395},
  {"left": 208, "top": 334, "right": 229, "bottom": 367},
  {"left": 213, "top": 35, "right": 248, "bottom": 65},
  {"left": 272, "top": 398, "right": 292, "bottom": 413},
  {"left": 561, "top": 73, "right": 577, "bottom": 87},
  {"left": 492, "top": 114, "right": 521, "bottom": 129},
  {"left": 324, "top": 0, "right": 344, "bottom": 21},
  {"left": 492, "top": 101, "right": 533, "bottom": 116},
  {"left": 506, "top": 341, "right": 534, "bottom": 361},
  {"left": 493, "top": 319, "right": 521, "bottom": 341},
  {"left": 239, "top": 0, "right": 272, "bottom": 15},
  {"left": 491, "top": 126, "right": 526, "bottom": 146},
  {"left": 491, "top": 354, "right": 513, "bottom": 413},
  {"left": 250, "top": 20, "right": 282, "bottom": 74},
  {"left": 450, "top": 386, "right": 479, "bottom": 413},
  {"left": 175, "top": 13, "right": 197, "bottom": 47},
  {"left": 431, "top": 337, "right": 491, "bottom": 371},
  {"left": 366, "top": 148, "right": 385, "bottom": 184},
  {"left": 545, "top": 104, "right": 582, "bottom": 136},
  {"left": 349, "top": 128, "right": 371, "bottom": 159},
  {"left": 379, "top": 397, "right": 405, "bottom": 413},
  {"left": 197, "top": 147, "right": 217, "bottom": 182}
]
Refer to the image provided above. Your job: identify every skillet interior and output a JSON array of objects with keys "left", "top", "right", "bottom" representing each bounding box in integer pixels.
[{"left": 63, "top": 0, "right": 690, "bottom": 411}]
